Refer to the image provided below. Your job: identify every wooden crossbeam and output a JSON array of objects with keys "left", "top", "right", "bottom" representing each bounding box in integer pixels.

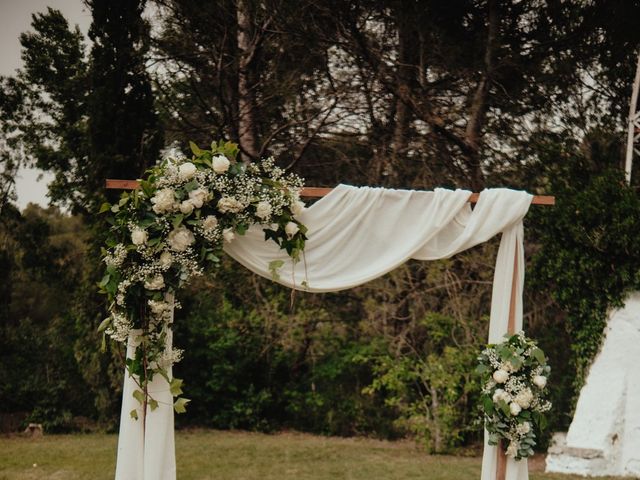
[{"left": 105, "top": 179, "right": 555, "bottom": 205}]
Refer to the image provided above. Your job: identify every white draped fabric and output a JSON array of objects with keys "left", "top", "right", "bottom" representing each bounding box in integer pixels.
[
  {"left": 116, "top": 302, "right": 176, "bottom": 480},
  {"left": 115, "top": 185, "right": 532, "bottom": 480}
]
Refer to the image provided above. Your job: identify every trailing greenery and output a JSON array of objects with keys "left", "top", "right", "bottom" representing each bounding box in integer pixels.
[
  {"left": 529, "top": 134, "right": 640, "bottom": 397},
  {"left": 98, "top": 140, "right": 307, "bottom": 419}
]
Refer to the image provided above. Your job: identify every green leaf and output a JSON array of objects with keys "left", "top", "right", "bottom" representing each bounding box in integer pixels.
[
  {"left": 174, "top": 397, "right": 190, "bottom": 414},
  {"left": 268, "top": 260, "right": 284, "bottom": 281},
  {"left": 172, "top": 214, "right": 184, "bottom": 229},
  {"left": 183, "top": 180, "right": 199, "bottom": 192},
  {"left": 140, "top": 180, "right": 155, "bottom": 198},
  {"left": 189, "top": 141, "right": 203, "bottom": 156},
  {"left": 498, "top": 400, "right": 511, "bottom": 417},
  {"left": 149, "top": 398, "right": 159, "bottom": 411},
  {"left": 132, "top": 389, "right": 145, "bottom": 406},
  {"left": 97, "top": 317, "right": 111, "bottom": 332},
  {"left": 99, "top": 202, "right": 111, "bottom": 213},
  {"left": 482, "top": 396, "right": 495, "bottom": 415},
  {"left": 170, "top": 378, "right": 184, "bottom": 396},
  {"left": 531, "top": 347, "right": 546, "bottom": 364},
  {"left": 130, "top": 409, "right": 139, "bottom": 420}
]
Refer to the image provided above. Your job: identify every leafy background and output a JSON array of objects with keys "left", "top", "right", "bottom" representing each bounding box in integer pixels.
[{"left": 1, "top": 0, "right": 640, "bottom": 455}]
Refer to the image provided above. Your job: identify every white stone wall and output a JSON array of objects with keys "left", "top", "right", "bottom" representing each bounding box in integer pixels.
[{"left": 546, "top": 293, "right": 640, "bottom": 477}]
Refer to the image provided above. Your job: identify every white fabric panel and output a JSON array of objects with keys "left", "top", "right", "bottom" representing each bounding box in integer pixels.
[
  {"left": 115, "top": 185, "right": 532, "bottom": 480},
  {"left": 225, "top": 185, "right": 472, "bottom": 291},
  {"left": 224, "top": 185, "right": 531, "bottom": 292},
  {"left": 116, "top": 298, "right": 176, "bottom": 480},
  {"left": 480, "top": 222, "right": 529, "bottom": 480}
]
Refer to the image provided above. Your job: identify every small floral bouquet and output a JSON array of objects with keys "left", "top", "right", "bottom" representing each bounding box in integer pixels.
[
  {"left": 476, "top": 332, "right": 551, "bottom": 460},
  {"left": 98, "top": 140, "right": 307, "bottom": 419}
]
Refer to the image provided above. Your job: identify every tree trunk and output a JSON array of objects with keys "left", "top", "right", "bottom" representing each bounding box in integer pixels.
[
  {"left": 463, "top": 0, "right": 498, "bottom": 190},
  {"left": 431, "top": 385, "right": 443, "bottom": 453},
  {"left": 236, "top": 0, "right": 259, "bottom": 161},
  {"left": 392, "top": 11, "right": 413, "bottom": 166}
]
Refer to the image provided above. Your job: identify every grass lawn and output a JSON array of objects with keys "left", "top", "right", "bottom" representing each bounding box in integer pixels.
[{"left": 0, "top": 429, "right": 623, "bottom": 480}]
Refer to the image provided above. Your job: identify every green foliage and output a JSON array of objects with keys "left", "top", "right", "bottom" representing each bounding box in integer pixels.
[
  {"left": 529, "top": 134, "right": 640, "bottom": 399},
  {"left": 2, "top": 0, "right": 640, "bottom": 454},
  {"left": 360, "top": 312, "right": 484, "bottom": 453},
  {"left": 0, "top": 205, "right": 96, "bottom": 432},
  {"left": 98, "top": 141, "right": 307, "bottom": 418}
]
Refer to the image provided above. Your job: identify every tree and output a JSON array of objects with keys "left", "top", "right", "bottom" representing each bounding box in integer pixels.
[
  {"left": 0, "top": 0, "right": 164, "bottom": 427},
  {"left": 86, "top": 0, "right": 164, "bottom": 207},
  {"left": 0, "top": 9, "right": 88, "bottom": 212}
]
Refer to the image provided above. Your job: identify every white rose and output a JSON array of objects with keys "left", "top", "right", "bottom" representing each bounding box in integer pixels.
[
  {"left": 509, "top": 402, "right": 522, "bottom": 416},
  {"left": 492, "top": 369, "right": 509, "bottom": 384},
  {"left": 517, "top": 421, "right": 531, "bottom": 435},
  {"left": 515, "top": 388, "right": 533, "bottom": 409},
  {"left": 179, "top": 200, "right": 194, "bottom": 215},
  {"left": 188, "top": 188, "right": 209, "bottom": 208},
  {"left": 255, "top": 201, "right": 272, "bottom": 220},
  {"left": 144, "top": 274, "right": 165, "bottom": 291},
  {"left": 217, "top": 196, "right": 244, "bottom": 213},
  {"left": 285, "top": 221, "right": 299, "bottom": 237},
  {"left": 131, "top": 227, "right": 148, "bottom": 246},
  {"left": 211, "top": 155, "right": 230, "bottom": 173},
  {"left": 291, "top": 199, "right": 305, "bottom": 216},
  {"left": 223, "top": 227, "right": 235, "bottom": 243},
  {"left": 202, "top": 215, "right": 218, "bottom": 231},
  {"left": 178, "top": 162, "right": 197, "bottom": 181},
  {"left": 151, "top": 188, "right": 177, "bottom": 214},
  {"left": 533, "top": 375, "right": 547, "bottom": 389},
  {"left": 492, "top": 389, "right": 505, "bottom": 403},
  {"left": 167, "top": 226, "right": 195, "bottom": 252},
  {"left": 159, "top": 251, "right": 173, "bottom": 268}
]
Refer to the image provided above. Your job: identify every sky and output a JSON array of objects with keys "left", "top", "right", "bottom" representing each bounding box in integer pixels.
[{"left": 1, "top": 0, "right": 91, "bottom": 210}]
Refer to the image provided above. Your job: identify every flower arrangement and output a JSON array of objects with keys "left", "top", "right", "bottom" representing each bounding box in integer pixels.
[
  {"left": 477, "top": 332, "right": 551, "bottom": 460},
  {"left": 98, "top": 140, "right": 307, "bottom": 419}
]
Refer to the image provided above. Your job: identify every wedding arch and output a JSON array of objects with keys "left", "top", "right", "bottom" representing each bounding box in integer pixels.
[{"left": 103, "top": 143, "right": 554, "bottom": 480}]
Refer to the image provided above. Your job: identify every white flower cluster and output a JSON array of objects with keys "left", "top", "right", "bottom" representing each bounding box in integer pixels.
[
  {"left": 105, "top": 312, "right": 133, "bottom": 343},
  {"left": 102, "top": 145, "right": 307, "bottom": 397},
  {"left": 478, "top": 332, "right": 551, "bottom": 460},
  {"left": 104, "top": 243, "right": 127, "bottom": 268}
]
